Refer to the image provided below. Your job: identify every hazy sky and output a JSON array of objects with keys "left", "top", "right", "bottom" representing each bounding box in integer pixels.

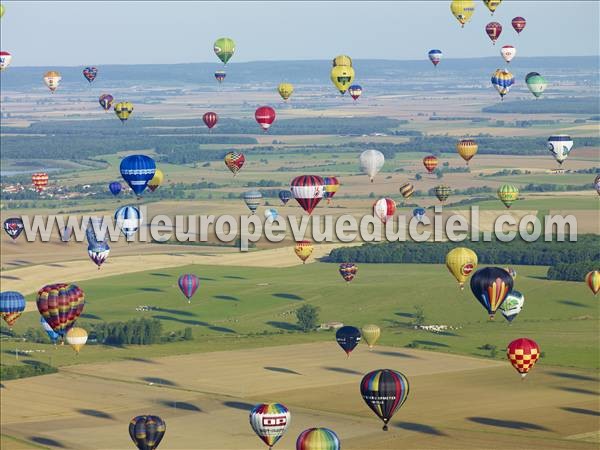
[{"left": 1, "top": 1, "right": 598, "bottom": 67}]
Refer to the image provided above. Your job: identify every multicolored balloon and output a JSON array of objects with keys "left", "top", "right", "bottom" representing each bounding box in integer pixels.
[
  {"left": 428, "top": 49, "right": 442, "bottom": 67},
  {"left": 361, "top": 324, "right": 381, "bottom": 349},
  {"left": 88, "top": 242, "right": 110, "bottom": 269},
  {"left": 434, "top": 184, "right": 452, "bottom": 202},
  {"left": 360, "top": 369, "right": 409, "bottom": 431},
  {"left": 147, "top": 169, "right": 164, "bottom": 193},
  {"left": 243, "top": 190, "right": 262, "bottom": 214},
  {"left": 446, "top": 247, "right": 478, "bottom": 290},
  {"left": 214, "top": 70, "right": 226, "bottom": 84},
  {"left": 512, "top": 16, "right": 526, "bottom": 34},
  {"left": 249, "top": 403, "right": 290, "bottom": 449},
  {"left": 114, "top": 205, "right": 142, "bottom": 238},
  {"left": 3, "top": 217, "right": 24, "bottom": 240},
  {"left": 120, "top": 154, "right": 156, "bottom": 196},
  {"left": 36, "top": 284, "right": 85, "bottom": 337},
  {"left": 422, "top": 155, "right": 438, "bottom": 174},
  {"left": 66, "top": 327, "right": 88, "bottom": 354},
  {"left": 43, "top": 71, "right": 61, "bottom": 93},
  {"left": 373, "top": 198, "right": 396, "bottom": 224},
  {"left": 323, "top": 176, "right": 340, "bottom": 204},
  {"left": 504, "top": 267, "right": 517, "bottom": 279},
  {"left": 99, "top": 94, "right": 114, "bottom": 111},
  {"left": 339, "top": 263, "right": 358, "bottom": 283},
  {"left": 547, "top": 135, "right": 573, "bottom": 166},
  {"left": 399, "top": 182, "right": 414, "bottom": 200},
  {"left": 291, "top": 175, "right": 325, "bottom": 215},
  {"left": 497, "top": 184, "right": 519, "bottom": 208},
  {"left": 224, "top": 152, "right": 245, "bottom": 176},
  {"left": 507, "top": 338, "right": 540, "bottom": 378},
  {"left": 485, "top": 22, "right": 502, "bottom": 45},
  {"left": 491, "top": 69, "right": 515, "bottom": 100},
  {"left": 348, "top": 84, "right": 362, "bottom": 101},
  {"left": 264, "top": 208, "right": 279, "bottom": 222},
  {"left": 279, "top": 190, "right": 292, "bottom": 206},
  {"left": 336, "top": 325, "right": 361, "bottom": 356},
  {"left": 203, "top": 111, "right": 218, "bottom": 130},
  {"left": 499, "top": 290, "right": 524, "bottom": 323},
  {"left": 330, "top": 65, "right": 355, "bottom": 94},
  {"left": 114, "top": 101, "right": 134, "bottom": 123},
  {"left": 0, "top": 51, "right": 12, "bottom": 71},
  {"left": 0, "top": 291, "right": 26, "bottom": 328},
  {"left": 500, "top": 45, "right": 516, "bottom": 63},
  {"left": 82, "top": 66, "right": 98, "bottom": 84},
  {"left": 450, "top": 0, "right": 475, "bottom": 28},
  {"left": 255, "top": 106, "right": 276, "bottom": 132},
  {"left": 214, "top": 37, "right": 235, "bottom": 64},
  {"left": 359, "top": 149, "right": 385, "bottom": 182},
  {"left": 412, "top": 207, "right": 426, "bottom": 222},
  {"left": 278, "top": 83, "right": 294, "bottom": 101},
  {"left": 129, "top": 415, "right": 166, "bottom": 450},
  {"left": 296, "top": 428, "right": 340, "bottom": 450},
  {"left": 32, "top": 172, "right": 49, "bottom": 192},
  {"left": 457, "top": 139, "right": 478, "bottom": 164},
  {"left": 178, "top": 274, "right": 199, "bottom": 303},
  {"left": 470, "top": 267, "right": 513, "bottom": 319},
  {"left": 586, "top": 270, "right": 600, "bottom": 295},
  {"left": 294, "top": 240, "right": 313, "bottom": 264}
]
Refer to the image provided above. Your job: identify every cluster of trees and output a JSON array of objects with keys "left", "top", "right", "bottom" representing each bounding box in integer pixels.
[
  {"left": 296, "top": 304, "right": 320, "bottom": 332},
  {"left": 90, "top": 318, "right": 163, "bottom": 345},
  {"left": 0, "top": 361, "right": 58, "bottom": 381},
  {"left": 547, "top": 261, "right": 597, "bottom": 281},
  {"left": 326, "top": 235, "right": 599, "bottom": 267}
]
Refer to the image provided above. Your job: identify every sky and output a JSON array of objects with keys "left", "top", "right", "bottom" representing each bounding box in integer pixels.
[{"left": 1, "top": 1, "right": 599, "bottom": 67}]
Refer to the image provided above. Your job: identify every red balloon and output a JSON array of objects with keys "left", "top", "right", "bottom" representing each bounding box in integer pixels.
[
  {"left": 32, "top": 172, "right": 49, "bottom": 192},
  {"left": 485, "top": 22, "right": 502, "bottom": 44},
  {"left": 507, "top": 337, "right": 540, "bottom": 378},
  {"left": 511, "top": 16, "right": 526, "bottom": 34},
  {"left": 255, "top": 106, "right": 276, "bottom": 132},
  {"left": 290, "top": 175, "right": 325, "bottom": 214},
  {"left": 203, "top": 112, "right": 218, "bottom": 129},
  {"left": 422, "top": 155, "right": 438, "bottom": 174},
  {"left": 36, "top": 284, "right": 85, "bottom": 336}
]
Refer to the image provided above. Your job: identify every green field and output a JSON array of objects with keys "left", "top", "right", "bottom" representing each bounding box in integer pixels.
[{"left": 3, "top": 263, "right": 597, "bottom": 370}]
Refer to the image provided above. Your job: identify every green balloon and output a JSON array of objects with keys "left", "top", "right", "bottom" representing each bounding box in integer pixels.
[
  {"left": 525, "top": 72, "right": 547, "bottom": 98},
  {"left": 214, "top": 37, "right": 235, "bottom": 64}
]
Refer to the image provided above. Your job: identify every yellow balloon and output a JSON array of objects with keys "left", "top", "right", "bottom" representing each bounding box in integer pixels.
[
  {"left": 114, "top": 101, "right": 134, "bottom": 123},
  {"left": 66, "top": 327, "right": 88, "bottom": 354},
  {"left": 450, "top": 0, "right": 475, "bottom": 27},
  {"left": 446, "top": 247, "right": 478, "bottom": 290},
  {"left": 456, "top": 139, "right": 478, "bottom": 164},
  {"left": 332, "top": 55, "right": 353, "bottom": 67},
  {"left": 147, "top": 168, "right": 164, "bottom": 192},
  {"left": 361, "top": 324, "right": 381, "bottom": 349},
  {"left": 483, "top": 0, "right": 502, "bottom": 14},
  {"left": 278, "top": 83, "right": 294, "bottom": 101},
  {"left": 294, "top": 240, "right": 314, "bottom": 264},
  {"left": 330, "top": 65, "right": 355, "bottom": 95},
  {"left": 0, "top": 4, "right": 5, "bottom": 18}
]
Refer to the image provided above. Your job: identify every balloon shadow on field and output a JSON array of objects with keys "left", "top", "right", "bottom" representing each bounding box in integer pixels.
[
  {"left": 138, "top": 287, "right": 164, "bottom": 292},
  {"left": 6, "top": 259, "right": 32, "bottom": 266},
  {"left": 199, "top": 276, "right": 216, "bottom": 281},
  {"left": 209, "top": 326, "right": 236, "bottom": 333},
  {"left": 46, "top": 263, "right": 67, "bottom": 268},
  {"left": 467, "top": 417, "right": 550, "bottom": 431},
  {"left": 151, "top": 273, "right": 172, "bottom": 277},
  {"left": 374, "top": 350, "right": 419, "bottom": 359},
  {"left": 142, "top": 377, "right": 178, "bottom": 386},
  {"left": 80, "top": 313, "right": 102, "bottom": 320},
  {"left": 412, "top": 340, "right": 449, "bottom": 348},
  {"left": 394, "top": 422, "right": 447, "bottom": 436},
  {"left": 395, "top": 311, "right": 414, "bottom": 319},
  {"left": 123, "top": 357, "right": 158, "bottom": 364},
  {"left": 223, "top": 401, "right": 254, "bottom": 411},
  {"left": 560, "top": 407, "right": 600, "bottom": 417},
  {"left": 0, "top": 274, "right": 21, "bottom": 280},
  {"left": 224, "top": 275, "right": 246, "bottom": 280},
  {"left": 273, "top": 293, "right": 304, "bottom": 301},
  {"left": 558, "top": 300, "right": 589, "bottom": 308},
  {"left": 264, "top": 366, "right": 302, "bottom": 375},
  {"left": 0, "top": 383, "right": 5, "bottom": 389},
  {"left": 556, "top": 386, "right": 599, "bottom": 396},
  {"left": 29, "top": 437, "right": 66, "bottom": 448},
  {"left": 77, "top": 408, "right": 115, "bottom": 420},
  {"left": 158, "top": 399, "right": 203, "bottom": 412},
  {"left": 213, "top": 295, "right": 240, "bottom": 302},
  {"left": 547, "top": 371, "right": 597, "bottom": 382},
  {"left": 323, "top": 366, "right": 362, "bottom": 375},
  {"left": 155, "top": 308, "right": 197, "bottom": 317},
  {"left": 152, "top": 315, "right": 210, "bottom": 327},
  {"left": 266, "top": 321, "right": 300, "bottom": 331}
]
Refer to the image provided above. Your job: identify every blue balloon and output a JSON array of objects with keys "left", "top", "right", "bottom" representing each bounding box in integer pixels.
[
  {"left": 264, "top": 208, "right": 279, "bottom": 221},
  {"left": 86, "top": 217, "right": 107, "bottom": 245},
  {"left": 412, "top": 207, "right": 426, "bottom": 222},
  {"left": 278, "top": 190, "right": 292, "bottom": 205},
  {"left": 109, "top": 181, "right": 122, "bottom": 196},
  {"left": 40, "top": 316, "right": 59, "bottom": 344},
  {"left": 120, "top": 155, "right": 156, "bottom": 196},
  {"left": 0, "top": 291, "right": 26, "bottom": 315},
  {"left": 114, "top": 205, "right": 141, "bottom": 238}
]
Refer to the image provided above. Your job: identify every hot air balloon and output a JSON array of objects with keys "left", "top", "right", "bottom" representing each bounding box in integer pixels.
[
  {"left": 428, "top": 49, "right": 442, "bottom": 67},
  {"left": 109, "top": 181, "right": 122, "bottom": 196},
  {"left": 547, "top": 135, "right": 573, "bottom": 166},
  {"left": 114, "top": 205, "right": 142, "bottom": 238},
  {"left": 120, "top": 154, "right": 156, "bottom": 196},
  {"left": 224, "top": 152, "right": 245, "bottom": 176},
  {"left": 178, "top": 274, "right": 199, "bottom": 303},
  {"left": 412, "top": 207, "right": 426, "bottom": 222},
  {"left": 497, "top": 184, "right": 519, "bottom": 208},
  {"left": 348, "top": 84, "right": 362, "bottom": 101},
  {"left": 264, "top": 208, "right": 279, "bottom": 222},
  {"left": 434, "top": 184, "right": 452, "bottom": 202},
  {"left": 525, "top": 72, "right": 547, "bottom": 98},
  {"left": 359, "top": 149, "right": 385, "bottom": 182},
  {"left": 594, "top": 175, "right": 600, "bottom": 196},
  {"left": 485, "top": 22, "right": 502, "bottom": 44},
  {"left": 0, "top": 291, "right": 26, "bottom": 328},
  {"left": 423, "top": 155, "right": 438, "bottom": 174},
  {"left": 88, "top": 242, "right": 110, "bottom": 269},
  {"left": 129, "top": 415, "right": 166, "bottom": 450},
  {"left": 43, "top": 71, "right": 61, "bottom": 93},
  {"left": 504, "top": 267, "right": 517, "bottom": 279},
  {"left": 360, "top": 369, "right": 409, "bottom": 431},
  {"left": 483, "top": 0, "right": 502, "bottom": 15},
  {"left": 86, "top": 217, "right": 107, "bottom": 246},
  {"left": 339, "top": 263, "right": 358, "bottom": 283},
  {"left": 373, "top": 198, "right": 396, "bottom": 224},
  {"left": 586, "top": 271, "right": 600, "bottom": 295},
  {"left": 66, "top": 327, "right": 88, "bottom": 354},
  {"left": 446, "top": 247, "right": 478, "bottom": 290},
  {"left": 32, "top": 172, "right": 49, "bottom": 192},
  {"left": 297, "top": 428, "right": 340, "bottom": 450},
  {"left": 37, "top": 284, "right": 85, "bottom": 337},
  {"left": 0, "top": 4, "right": 4, "bottom": 18},
  {"left": 491, "top": 69, "right": 515, "bottom": 100},
  {"left": 499, "top": 290, "right": 524, "bottom": 323},
  {"left": 456, "top": 139, "right": 478, "bottom": 164},
  {"left": 40, "top": 316, "right": 59, "bottom": 344},
  {"left": 3, "top": 217, "right": 24, "bottom": 240},
  {"left": 278, "top": 83, "right": 294, "bottom": 101},
  {"left": 99, "top": 94, "right": 114, "bottom": 111},
  {"left": 332, "top": 55, "right": 353, "bottom": 67},
  {"left": 330, "top": 65, "right": 355, "bottom": 94},
  {"left": 500, "top": 45, "right": 516, "bottom": 63},
  {"left": 214, "top": 70, "right": 226, "bottom": 84},
  {"left": 323, "top": 176, "right": 340, "bottom": 204},
  {"left": 0, "top": 51, "right": 12, "bottom": 71},
  {"left": 512, "top": 16, "right": 526, "bottom": 34},
  {"left": 255, "top": 106, "right": 276, "bottom": 132},
  {"left": 147, "top": 169, "right": 164, "bottom": 193},
  {"left": 294, "top": 240, "right": 313, "bottom": 264},
  {"left": 214, "top": 37, "right": 235, "bottom": 64},
  {"left": 290, "top": 175, "right": 325, "bottom": 214},
  {"left": 249, "top": 403, "right": 290, "bottom": 449},
  {"left": 507, "top": 338, "right": 540, "bottom": 378},
  {"left": 361, "top": 324, "right": 381, "bottom": 350},
  {"left": 243, "top": 190, "right": 262, "bottom": 214},
  {"left": 114, "top": 101, "right": 134, "bottom": 123},
  {"left": 336, "top": 326, "right": 361, "bottom": 356},
  {"left": 450, "top": 0, "right": 475, "bottom": 28},
  {"left": 399, "top": 182, "right": 414, "bottom": 200},
  {"left": 470, "top": 267, "right": 513, "bottom": 319},
  {"left": 203, "top": 111, "right": 218, "bottom": 130},
  {"left": 82, "top": 66, "right": 98, "bottom": 84},
  {"left": 279, "top": 190, "right": 292, "bottom": 206}
]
